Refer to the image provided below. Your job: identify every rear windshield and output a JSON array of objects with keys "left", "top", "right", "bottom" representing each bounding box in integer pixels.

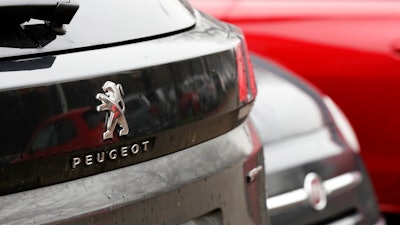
[{"left": 0, "top": 0, "right": 195, "bottom": 59}]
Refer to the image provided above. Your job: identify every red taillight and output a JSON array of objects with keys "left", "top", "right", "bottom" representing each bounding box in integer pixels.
[{"left": 236, "top": 40, "right": 257, "bottom": 104}]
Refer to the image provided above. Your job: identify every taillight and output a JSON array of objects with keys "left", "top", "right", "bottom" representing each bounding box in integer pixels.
[{"left": 236, "top": 39, "right": 257, "bottom": 104}]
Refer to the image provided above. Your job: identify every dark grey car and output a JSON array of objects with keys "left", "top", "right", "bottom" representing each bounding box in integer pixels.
[
  {"left": 0, "top": 1, "right": 267, "bottom": 224},
  {"left": 251, "top": 56, "right": 384, "bottom": 225}
]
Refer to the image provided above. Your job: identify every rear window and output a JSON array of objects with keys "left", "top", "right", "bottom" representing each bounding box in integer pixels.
[{"left": 0, "top": 0, "right": 195, "bottom": 59}]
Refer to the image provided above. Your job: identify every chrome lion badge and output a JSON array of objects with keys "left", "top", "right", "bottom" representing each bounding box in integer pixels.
[{"left": 96, "top": 81, "right": 129, "bottom": 140}]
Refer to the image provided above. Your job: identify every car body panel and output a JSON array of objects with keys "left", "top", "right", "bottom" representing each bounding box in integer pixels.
[
  {"left": 0, "top": 119, "right": 265, "bottom": 225},
  {"left": 0, "top": 11, "right": 247, "bottom": 196},
  {"left": 191, "top": 0, "right": 400, "bottom": 214},
  {"left": 0, "top": 2, "right": 268, "bottom": 224},
  {"left": 250, "top": 56, "right": 382, "bottom": 224},
  {"left": 250, "top": 59, "right": 326, "bottom": 143}
]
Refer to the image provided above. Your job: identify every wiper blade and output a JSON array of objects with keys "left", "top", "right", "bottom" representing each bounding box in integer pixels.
[{"left": 0, "top": 0, "right": 79, "bottom": 26}]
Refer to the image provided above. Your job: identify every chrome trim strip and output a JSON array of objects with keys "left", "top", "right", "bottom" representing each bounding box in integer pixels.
[
  {"left": 267, "top": 189, "right": 308, "bottom": 211},
  {"left": 326, "top": 213, "right": 363, "bottom": 225},
  {"left": 267, "top": 171, "right": 362, "bottom": 214},
  {"left": 323, "top": 171, "right": 362, "bottom": 196},
  {"left": 374, "top": 218, "right": 386, "bottom": 225}
]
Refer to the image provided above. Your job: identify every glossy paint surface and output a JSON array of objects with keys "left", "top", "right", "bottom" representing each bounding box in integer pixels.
[
  {"left": 0, "top": 9, "right": 247, "bottom": 196},
  {"left": 0, "top": 4, "right": 268, "bottom": 225},
  {"left": 191, "top": 0, "right": 400, "bottom": 214},
  {"left": 0, "top": 0, "right": 195, "bottom": 58},
  {"left": 0, "top": 49, "right": 240, "bottom": 195},
  {"left": 0, "top": 119, "right": 266, "bottom": 225},
  {"left": 250, "top": 56, "right": 381, "bottom": 224}
]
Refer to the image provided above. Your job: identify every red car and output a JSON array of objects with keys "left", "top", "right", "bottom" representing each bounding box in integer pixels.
[
  {"left": 191, "top": 0, "right": 400, "bottom": 215},
  {"left": 14, "top": 107, "right": 104, "bottom": 162}
]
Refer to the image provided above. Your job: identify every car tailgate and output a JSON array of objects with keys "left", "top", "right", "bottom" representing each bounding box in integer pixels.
[{"left": 0, "top": 14, "right": 257, "bottom": 196}]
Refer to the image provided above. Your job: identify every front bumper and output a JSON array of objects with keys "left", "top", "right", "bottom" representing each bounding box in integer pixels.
[{"left": 264, "top": 127, "right": 382, "bottom": 225}]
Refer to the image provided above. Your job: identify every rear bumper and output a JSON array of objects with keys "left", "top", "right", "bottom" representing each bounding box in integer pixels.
[{"left": 0, "top": 118, "right": 267, "bottom": 225}]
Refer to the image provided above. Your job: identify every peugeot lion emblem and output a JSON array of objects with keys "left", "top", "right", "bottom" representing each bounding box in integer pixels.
[{"left": 96, "top": 81, "right": 129, "bottom": 140}]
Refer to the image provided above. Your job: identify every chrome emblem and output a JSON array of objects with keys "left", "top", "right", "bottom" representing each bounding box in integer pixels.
[
  {"left": 96, "top": 81, "right": 129, "bottom": 140},
  {"left": 304, "top": 173, "right": 327, "bottom": 211},
  {"left": 71, "top": 140, "right": 150, "bottom": 169}
]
